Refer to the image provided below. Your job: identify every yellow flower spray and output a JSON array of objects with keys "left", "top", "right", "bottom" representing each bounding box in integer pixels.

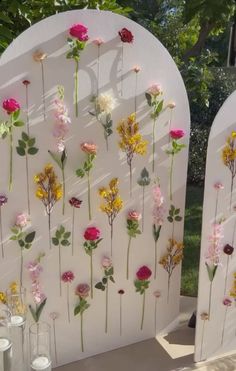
[
  {"left": 98, "top": 178, "right": 123, "bottom": 255},
  {"left": 117, "top": 113, "right": 148, "bottom": 197},
  {"left": 34, "top": 164, "right": 62, "bottom": 249},
  {"left": 222, "top": 131, "right": 236, "bottom": 209}
]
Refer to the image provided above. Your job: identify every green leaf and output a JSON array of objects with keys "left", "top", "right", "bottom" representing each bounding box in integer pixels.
[
  {"left": 59, "top": 225, "right": 65, "bottom": 234},
  {"left": 167, "top": 216, "right": 173, "bottom": 223},
  {"left": 12, "top": 109, "right": 20, "bottom": 122},
  {"left": 13, "top": 121, "right": 24, "bottom": 127},
  {"left": 61, "top": 239, "right": 70, "bottom": 246},
  {"left": 95, "top": 282, "right": 105, "bottom": 291},
  {"left": 52, "top": 237, "right": 59, "bottom": 246},
  {"left": 175, "top": 216, "right": 182, "bottom": 221},
  {"left": 174, "top": 208, "right": 180, "bottom": 215},
  {"left": 28, "top": 147, "right": 38, "bottom": 155},
  {"left": 22, "top": 132, "right": 29, "bottom": 141},
  {"left": 48, "top": 150, "right": 62, "bottom": 169},
  {"left": 74, "top": 304, "right": 81, "bottom": 316},
  {"left": 145, "top": 92, "right": 152, "bottom": 106},
  {"left": 28, "top": 138, "right": 36, "bottom": 147},
  {"left": 25, "top": 231, "right": 36, "bottom": 243},
  {"left": 63, "top": 231, "right": 71, "bottom": 239},
  {"left": 205, "top": 263, "right": 217, "bottom": 282},
  {"left": 109, "top": 276, "right": 115, "bottom": 283},
  {"left": 24, "top": 243, "right": 31, "bottom": 250},
  {"left": 18, "top": 140, "right": 26, "bottom": 148},
  {"left": 76, "top": 168, "right": 85, "bottom": 178},
  {"left": 18, "top": 239, "right": 25, "bottom": 248},
  {"left": 29, "top": 305, "right": 37, "bottom": 322},
  {"left": 11, "top": 227, "right": 19, "bottom": 234},
  {"left": 16, "top": 146, "right": 25, "bottom": 156},
  {"left": 36, "top": 298, "right": 47, "bottom": 322},
  {"left": 56, "top": 230, "right": 62, "bottom": 240},
  {"left": 9, "top": 235, "right": 17, "bottom": 241},
  {"left": 102, "top": 277, "right": 107, "bottom": 284}
]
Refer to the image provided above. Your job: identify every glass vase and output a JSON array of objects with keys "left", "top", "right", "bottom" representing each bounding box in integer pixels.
[
  {"left": 6, "top": 287, "right": 27, "bottom": 327},
  {"left": 0, "top": 306, "right": 12, "bottom": 352},
  {"left": 29, "top": 322, "right": 51, "bottom": 370}
]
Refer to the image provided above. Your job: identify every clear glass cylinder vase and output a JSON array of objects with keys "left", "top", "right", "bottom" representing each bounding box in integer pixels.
[
  {"left": 29, "top": 322, "right": 51, "bottom": 370},
  {"left": 0, "top": 306, "right": 12, "bottom": 352},
  {"left": 6, "top": 286, "right": 27, "bottom": 327}
]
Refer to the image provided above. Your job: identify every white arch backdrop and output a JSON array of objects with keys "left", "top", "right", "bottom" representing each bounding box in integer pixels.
[{"left": 0, "top": 9, "right": 190, "bottom": 368}]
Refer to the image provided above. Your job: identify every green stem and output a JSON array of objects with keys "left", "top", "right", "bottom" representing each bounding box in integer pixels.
[
  {"left": 20, "top": 248, "right": 23, "bottom": 287},
  {"left": 152, "top": 119, "right": 156, "bottom": 173},
  {"left": 48, "top": 213, "right": 52, "bottom": 249},
  {"left": 154, "top": 240, "right": 157, "bottom": 279},
  {"left": 167, "top": 274, "right": 171, "bottom": 304},
  {"left": 200, "top": 320, "right": 205, "bottom": 361},
  {"left": 25, "top": 152, "right": 30, "bottom": 215},
  {"left": 41, "top": 61, "right": 46, "bottom": 121},
  {"left": 53, "top": 319, "right": 58, "bottom": 364},
  {"left": 154, "top": 298, "right": 157, "bottom": 334},
  {"left": 9, "top": 127, "right": 13, "bottom": 191},
  {"left": 105, "top": 134, "right": 109, "bottom": 151},
  {"left": 221, "top": 307, "right": 228, "bottom": 346},
  {"left": 90, "top": 251, "right": 93, "bottom": 299},
  {"left": 72, "top": 208, "right": 75, "bottom": 256},
  {"left": 142, "top": 186, "right": 145, "bottom": 232},
  {"left": 110, "top": 222, "right": 113, "bottom": 256},
  {"left": 208, "top": 281, "right": 213, "bottom": 319},
  {"left": 129, "top": 162, "right": 132, "bottom": 198},
  {"left": 120, "top": 295, "right": 122, "bottom": 336},
  {"left": 120, "top": 43, "right": 124, "bottom": 96},
  {"left": 169, "top": 154, "right": 174, "bottom": 201},
  {"left": 25, "top": 84, "right": 30, "bottom": 136},
  {"left": 105, "top": 282, "right": 108, "bottom": 333},
  {"left": 224, "top": 256, "right": 230, "bottom": 296},
  {"left": 141, "top": 291, "right": 145, "bottom": 330},
  {"left": 134, "top": 73, "right": 138, "bottom": 114},
  {"left": 59, "top": 243, "right": 62, "bottom": 296},
  {"left": 62, "top": 168, "right": 65, "bottom": 215},
  {"left": 75, "top": 60, "right": 79, "bottom": 118},
  {"left": 88, "top": 171, "right": 92, "bottom": 221},
  {"left": 230, "top": 175, "right": 235, "bottom": 211},
  {"left": 67, "top": 283, "right": 70, "bottom": 323},
  {"left": 81, "top": 312, "right": 84, "bottom": 352},
  {"left": 126, "top": 236, "right": 132, "bottom": 280},
  {"left": 0, "top": 208, "right": 4, "bottom": 259}
]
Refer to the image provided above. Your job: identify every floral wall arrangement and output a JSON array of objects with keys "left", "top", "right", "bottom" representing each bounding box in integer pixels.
[
  {"left": 195, "top": 91, "right": 236, "bottom": 362},
  {"left": 0, "top": 9, "right": 189, "bottom": 368}
]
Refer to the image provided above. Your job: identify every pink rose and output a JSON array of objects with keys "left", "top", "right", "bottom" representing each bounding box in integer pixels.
[
  {"left": 62, "top": 271, "right": 75, "bottom": 283},
  {"left": 102, "top": 256, "right": 112, "bottom": 269},
  {"left": 170, "top": 129, "right": 185, "bottom": 140},
  {"left": 93, "top": 38, "right": 104, "bottom": 46},
  {"left": 75, "top": 283, "right": 90, "bottom": 298},
  {"left": 133, "top": 65, "right": 141, "bottom": 73},
  {"left": 69, "top": 24, "right": 89, "bottom": 41},
  {"left": 80, "top": 142, "right": 97, "bottom": 155},
  {"left": 223, "top": 298, "right": 232, "bottom": 307},
  {"left": 128, "top": 210, "right": 141, "bottom": 221},
  {"left": 84, "top": 227, "right": 100, "bottom": 241},
  {"left": 15, "top": 213, "right": 28, "bottom": 228},
  {"left": 214, "top": 182, "right": 224, "bottom": 190},
  {"left": 136, "top": 265, "right": 152, "bottom": 281},
  {"left": 3, "top": 98, "right": 20, "bottom": 114},
  {"left": 148, "top": 84, "right": 162, "bottom": 97}
]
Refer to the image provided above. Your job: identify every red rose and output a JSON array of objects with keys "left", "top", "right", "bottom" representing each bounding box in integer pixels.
[
  {"left": 170, "top": 129, "right": 185, "bottom": 140},
  {"left": 84, "top": 226, "right": 100, "bottom": 241},
  {"left": 69, "top": 24, "right": 89, "bottom": 42},
  {"left": 61, "top": 271, "right": 75, "bottom": 283},
  {"left": 118, "top": 28, "right": 134, "bottom": 43},
  {"left": 136, "top": 265, "right": 152, "bottom": 281},
  {"left": 69, "top": 197, "right": 82, "bottom": 208},
  {"left": 3, "top": 98, "right": 20, "bottom": 114}
]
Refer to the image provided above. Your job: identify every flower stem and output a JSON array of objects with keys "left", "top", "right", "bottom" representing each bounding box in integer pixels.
[
  {"left": 126, "top": 236, "right": 132, "bottom": 280},
  {"left": 221, "top": 307, "right": 228, "bottom": 346},
  {"left": 105, "top": 134, "right": 109, "bottom": 152},
  {"left": 105, "top": 282, "right": 108, "bottom": 333},
  {"left": 120, "top": 43, "right": 124, "bottom": 97},
  {"left": 110, "top": 222, "right": 113, "bottom": 256},
  {"left": 59, "top": 243, "right": 62, "bottom": 296},
  {"left": 9, "top": 127, "right": 13, "bottom": 191},
  {"left": 154, "top": 298, "right": 157, "bottom": 334},
  {"left": 169, "top": 154, "right": 174, "bottom": 201},
  {"left": 224, "top": 256, "right": 230, "bottom": 296},
  {"left": 41, "top": 61, "right": 46, "bottom": 121},
  {"left": 167, "top": 274, "right": 171, "bottom": 304},
  {"left": 208, "top": 281, "right": 213, "bottom": 319},
  {"left": 142, "top": 186, "right": 145, "bottom": 232},
  {"left": 48, "top": 213, "right": 52, "bottom": 249},
  {"left": 25, "top": 152, "right": 30, "bottom": 215},
  {"left": 81, "top": 312, "right": 84, "bottom": 352},
  {"left": 75, "top": 60, "right": 79, "bottom": 118},
  {"left": 154, "top": 240, "right": 157, "bottom": 279},
  {"left": 120, "top": 295, "right": 122, "bottom": 336},
  {"left": 214, "top": 190, "right": 219, "bottom": 222},
  {"left": 88, "top": 171, "right": 92, "bottom": 221},
  {"left": 200, "top": 320, "right": 205, "bottom": 361},
  {"left": 230, "top": 175, "right": 235, "bottom": 211},
  {"left": 20, "top": 248, "right": 23, "bottom": 287},
  {"left": 129, "top": 161, "right": 132, "bottom": 198},
  {"left": 25, "top": 84, "right": 30, "bottom": 136},
  {"left": 97, "top": 46, "right": 100, "bottom": 97},
  {"left": 134, "top": 72, "right": 138, "bottom": 114},
  {"left": 72, "top": 208, "right": 75, "bottom": 256},
  {"left": 90, "top": 251, "right": 93, "bottom": 299},
  {"left": 141, "top": 291, "right": 145, "bottom": 330},
  {"left": 152, "top": 119, "right": 156, "bottom": 173},
  {"left": 67, "top": 283, "right": 70, "bottom": 323},
  {"left": 53, "top": 319, "right": 58, "bottom": 364},
  {"left": 0, "top": 208, "right": 4, "bottom": 259},
  {"left": 62, "top": 168, "right": 65, "bottom": 215}
]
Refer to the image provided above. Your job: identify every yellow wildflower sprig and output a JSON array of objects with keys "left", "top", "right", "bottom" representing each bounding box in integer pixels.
[
  {"left": 98, "top": 178, "right": 123, "bottom": 255},
  {"left": 34, "top": 164, "right": 63, "bottom": 249},
  {"left": 117, "top": 113, "right": 148, "bottom": 197},
  {"left": 222, "top": 131, "right": 236, "bottom": 209},
  {"left": 230, "top": 272, "right": 236, "bottom": 302},
  {"left": 159, "top": 239, "right": 184, "bottom": 303}
]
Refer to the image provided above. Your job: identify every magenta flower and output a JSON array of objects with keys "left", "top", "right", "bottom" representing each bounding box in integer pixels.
[
  {"left": 62, "top": 271, "right": 75, "bottom": 283},
  {"left": 69, "top": 24, "right": 89, "bottom": 41},
  {"left": 2, "top": 98, "right": 20, "bottom": 114},
  {"left": 170, "top": 129, "right": 185, "bottom": 140},
  {"left": 84, "top": 226, "right": 100, "bottom": 241},
  {"left": 223, "top": 298, "right": 232, "bottom": 306},
  {"left": 0, "top": 195, "right": 7, "bottom": 206}
]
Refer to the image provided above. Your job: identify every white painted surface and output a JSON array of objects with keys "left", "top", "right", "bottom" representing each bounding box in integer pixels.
[{"left": 0, "top": 10, "right": 189, "bottom": 367}]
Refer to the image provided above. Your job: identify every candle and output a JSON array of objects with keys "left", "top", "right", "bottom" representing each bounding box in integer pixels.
[
  {"left": 31, "top": 356, "right": 51, "bottom": 370},
  {"left": 10, "top": 315, "right": 24, "bottom": 326},
  {"left": 0, "top": 338, "right": 11, "bottom": 352}
]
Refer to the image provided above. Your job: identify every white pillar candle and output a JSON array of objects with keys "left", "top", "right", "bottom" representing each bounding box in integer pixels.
[
  {"left": 31, "top": 356, "right": 51, "bottom": 370},
  {"left": 10, "top": 315, "right": 24, "bottom": 326},
  {"left": 0, "top": 338, "right": 11, "bottom": 352}
]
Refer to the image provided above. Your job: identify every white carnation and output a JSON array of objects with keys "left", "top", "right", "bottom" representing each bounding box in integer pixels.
[{"left": 96, "top": 94, "right": 115, "bottom": 114}]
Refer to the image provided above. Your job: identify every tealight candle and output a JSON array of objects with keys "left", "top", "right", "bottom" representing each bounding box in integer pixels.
[
  {"left": 0, "top": 338, "right": 11, "bottom": 352},
  {"left": 31, "top": 356, "right": 51, "bottom": 370},
  {"left": 10, "top": 315, "right": 25, "bottom": 326}
]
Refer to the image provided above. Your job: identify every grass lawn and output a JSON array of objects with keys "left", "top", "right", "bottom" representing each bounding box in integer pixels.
[{"left": 181, "top": 185, "right": 204, "bottom": 297}]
